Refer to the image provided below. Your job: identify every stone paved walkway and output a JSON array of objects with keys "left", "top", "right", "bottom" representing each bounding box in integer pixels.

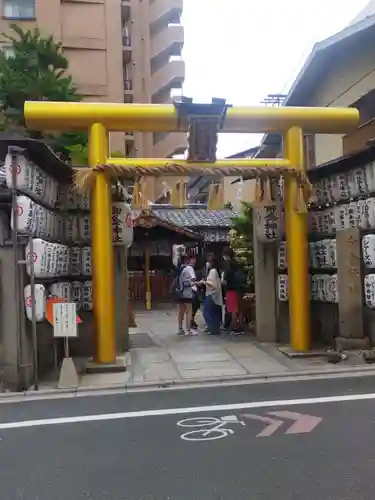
[{"left": 79, "top": 308, "right": 371, "bottom": 389}]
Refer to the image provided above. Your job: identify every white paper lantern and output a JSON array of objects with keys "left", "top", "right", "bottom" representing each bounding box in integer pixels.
[
  {"left": 278, "top": 242, "right": 287, "bottom": 270},
  {"left": 347, "top": 170, "right": 359, "bottom": 197},
  {"left": 24, "top": 284, "right": 46, "bottom": 322},
  {"left": 364, "top": 274, "right": 375, "bottom": 308},
  {"left": 366, "top": 198, "right": 375, "bottom": 229},
  {"left": 69, "top": 247, "right": 82, "bottom": 276},
  {"left": 49, "top": 282, "right": 71, "bottom": 301},
  {"left": 365, "top": 162, "right": 375, "bottom": 193},
  {"left": 11, "top": 195, "right": 37, "bottom": 235},
  {"left": 25, "top": 238, "right": 48, "bottom": 277},
  {"left": 71, "top": 281, "right": 83, "bottom": 311},
  {"left": 5, "top": 153, "right": 34, "bottom": 195},
  {"left": 362, "top": 235, "right": 375, "bottom": 268},
  {"left": 81, "top": 247, "right": 92, "bottom": 276},
  {"left": 82, "top": 281, "right": 93, "bottom": 311},
  {"left": 277, "top": 274, "right": 288, "bottom": 302}
]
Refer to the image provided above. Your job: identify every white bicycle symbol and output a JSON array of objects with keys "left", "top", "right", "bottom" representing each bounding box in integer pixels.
[{"left": 177, "top": 415, "right": 245, "bottom": 441}]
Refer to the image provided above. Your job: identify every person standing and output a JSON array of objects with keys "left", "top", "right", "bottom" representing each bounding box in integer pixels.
[
  {"left": 200, "top": 252, "right": 214, "bottom": 331},
  {"left": 200, "top": 256, "right": 223, "bottom": 335},
  {"left": 204, "top": 252, "right": 214, "bottom": 280},
  {"left": 190, "top": 255, "right": 202, "bottom": 329},
  {"left": 222, "top": 249, "right": 244, "bottom": 334},
  {"left": 175, "top": 253, "right": 198, "bottom": 336}
]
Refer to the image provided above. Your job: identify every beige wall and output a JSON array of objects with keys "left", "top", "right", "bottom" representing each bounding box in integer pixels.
[
  {"left": 0, "top": 0, "right": 186, "bottom": 174},
  {"left": 224, "top": 177, "right": 256, "bottom": 212},
  {"left": 305, "top": 40, "right": 375, "bottom": 164},
  {"left": 314, "top": 134, "right": 344, "bottom": 166}
]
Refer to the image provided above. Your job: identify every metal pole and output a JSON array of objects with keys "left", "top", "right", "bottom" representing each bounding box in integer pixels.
[
  {"left": 284, "top": 127, "right": 311, "bottom": 352},
  {"left": 28, "top": 235, "right": 39, "bottom": 390},
  {"left": 64, "top": 337, "right": 69, "bottom": 358},
  {"left": 10, "top": 154, "right": 22, "bottom": 388},
  {"left": 145, "top": 245, "right": 151, "bottom": 311}
]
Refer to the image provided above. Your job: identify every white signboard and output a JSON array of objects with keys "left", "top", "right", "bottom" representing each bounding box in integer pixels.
[
  {"left": 53, "top": 302, "right": 77, "bottom": 338},
  {"left": 123, "top": 203, "right": 134, "bottom": 248}
]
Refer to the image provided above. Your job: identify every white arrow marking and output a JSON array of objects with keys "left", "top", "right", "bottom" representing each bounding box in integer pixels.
[
  {"left": 242, "top": 414, "right": 284, "bottom": 437},
  {"left": 268, "top": 411, "right": 322, "bottom": 434}
]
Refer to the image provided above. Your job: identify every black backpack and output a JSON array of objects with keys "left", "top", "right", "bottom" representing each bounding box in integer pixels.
[{"left": 170, "top": 265, "right": 185, "bottom": 300}]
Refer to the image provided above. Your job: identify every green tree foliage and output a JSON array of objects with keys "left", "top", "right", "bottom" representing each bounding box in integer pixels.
[
  {"left": 229, "top": 202, "right": 254, "bottom": 291},
  {"left": 0, "top": 24, "right": 87, "bottom": 154}
]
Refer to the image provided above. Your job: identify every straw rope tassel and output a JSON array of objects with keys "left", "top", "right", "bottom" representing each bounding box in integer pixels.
[
  {"left": 140, "top": 177, "right": 148, "bottom": 209},
  {"left": 131, "top": 179, "right": 141, "bottom": 208},
  {"left": 171, "top": 181, "right": 181, "bottom": 207},
  {"left": 254, "top": 176, "right": 262, "bottom": 206},
  {"left": 73, "top": 162, "right": 314, "bottom": 214},
  {"left": 207, "top": 183, "right": 215, "bottom": 210},
  {"left": 294, "top": 185, "right": 308, "bottom": 214},
  {"left": 217, "top": 182, "right": 224, "bottom": 209},
  {"left": 262, "top": 177, "right": 273, "bottom": 206}
]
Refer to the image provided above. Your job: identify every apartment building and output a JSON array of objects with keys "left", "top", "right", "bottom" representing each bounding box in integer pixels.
[{"left": 0, "top": 0, "right": 187, "bottom": 199}]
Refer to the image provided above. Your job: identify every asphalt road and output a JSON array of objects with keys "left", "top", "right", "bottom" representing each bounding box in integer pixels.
[{"left": 2, "top": 374, "right": 375, "bottom": 499}]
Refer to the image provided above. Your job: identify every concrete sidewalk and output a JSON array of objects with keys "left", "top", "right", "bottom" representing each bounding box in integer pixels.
[{"left": 78, "top": 308, "right": 371, "bottom": 390}]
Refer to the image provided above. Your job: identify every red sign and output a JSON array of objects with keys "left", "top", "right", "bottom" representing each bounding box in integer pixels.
[
  {"left": 9, "top": 164, "right": 21, "bottom": 175},
  {"left": 26, "top": 252, "right": 37, "bottom": 263},
  {"left": 15, "top": 205, "right": 23, "bottom": 217}
]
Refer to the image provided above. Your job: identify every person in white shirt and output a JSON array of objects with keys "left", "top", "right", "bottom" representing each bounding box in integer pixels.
[
  {"left": 176, "top": 253, "right": 198, "bottom": 336},
  {"left": 199, "top": 256, "right": 223, "bottom": 335}
]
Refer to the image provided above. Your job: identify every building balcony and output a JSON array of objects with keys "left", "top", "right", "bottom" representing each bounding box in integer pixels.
[
  {"left": 150, "top": 0, "right": 183, "bottom": 32},
  {"left": 151, "top": 60, "right": 185, "bottom": 98},
  {"left": 123, "top": 35, "right": 132, "bottom": 63},
  {"left": 152, "top": 87, "right": 181, "bottom": 104},
  {"left": 121, "top": 0, "right": 131, "bottom": 20},
  {"left": 124, "top": 79, "right": 133, "bottom": 103},
  {"left": 151, "top": 24, "right": 184, "bottom": 62},
  {"left": 343, "top": 118, "right": 375, "bottom": 155},
  {"left": 153, "top": 131, "right": 187, "bottom": 158}
]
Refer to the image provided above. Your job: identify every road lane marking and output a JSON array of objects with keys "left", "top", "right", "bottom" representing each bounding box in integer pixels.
[
  {"left": 242, "top": 414, "right": 284, "bottom": 437},
  {"left": 177, "top": 415, "right": 245, "bottom": 441},
  {"left": 1, "top": 392, "right": 375, "bottom": 431},
  {"left": 243, "top": 411, "right": 322, "bottom": 437},
  {"left": 268, "top": 411, "right": 322, "bottom": 434}
]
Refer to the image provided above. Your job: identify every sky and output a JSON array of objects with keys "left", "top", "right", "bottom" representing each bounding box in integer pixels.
[{"left": 180, "top": 0, "right": 370, "bottom": 157}]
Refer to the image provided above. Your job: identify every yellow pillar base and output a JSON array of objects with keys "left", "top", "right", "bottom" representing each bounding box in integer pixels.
[{"left": 85, "top": 358, "right": 127, "bottom": 374}]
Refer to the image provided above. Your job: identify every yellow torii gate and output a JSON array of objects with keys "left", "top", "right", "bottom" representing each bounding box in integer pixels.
[{"left": 24, "top": 101, "right": 359, "bottom": 367}]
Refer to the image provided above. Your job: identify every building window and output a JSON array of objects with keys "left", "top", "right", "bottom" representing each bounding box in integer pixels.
[
  {"left": 351, "top": 89, "right": 375, "bottom": 125},
  {"left": 3, "top": 0, "right": 36, "bottom": 19}
]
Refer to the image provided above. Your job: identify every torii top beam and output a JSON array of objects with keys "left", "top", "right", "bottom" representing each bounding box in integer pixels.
[{"left": 24, "top": 102, "right": 359, "bottom": 134}]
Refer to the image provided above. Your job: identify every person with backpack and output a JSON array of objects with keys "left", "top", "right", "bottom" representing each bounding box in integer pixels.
[
  {"left": 174, "top": 253, "right": 198, "bottom": 336},
  {"left": 190, "top": 255, "right": 202, "bottom": 330}
]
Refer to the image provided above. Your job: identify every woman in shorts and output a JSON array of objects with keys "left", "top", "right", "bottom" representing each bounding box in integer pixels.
[{"left": 176, "top": 253, "right": 198, "bottom": 336}]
